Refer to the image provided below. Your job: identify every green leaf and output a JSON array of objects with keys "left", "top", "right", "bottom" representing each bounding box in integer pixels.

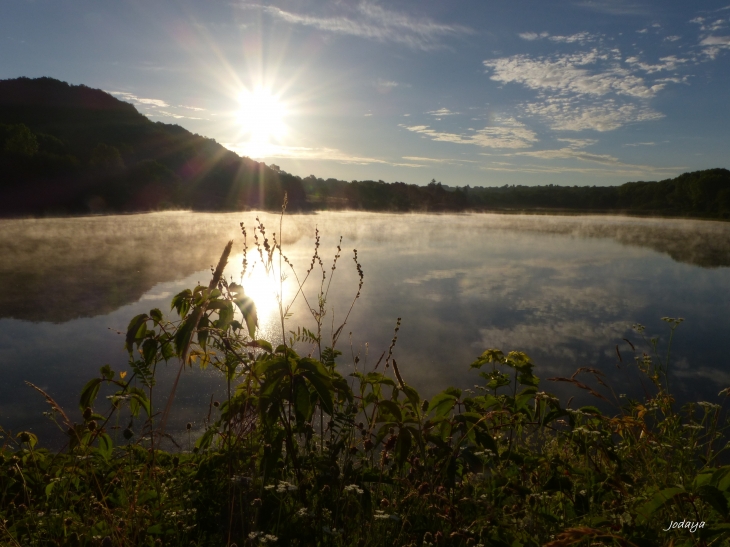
[
  {"left": 79, "top": 378, "right": 102, "bottom": 411},
  {"left": 636, "top": 487, "right": 686, "bottom": 524},
  {"left": 142, "top": 339, "right": 157, "bottom": 365},
  {"left": 474, "top": 428, "right": 498, "bottom": 454},
  {"left": 216, "top": 301, "right": 234, "bottom": 330},
  {"left": 378, "top": 400, "right": 403, "bottom": 423},
  {"left": 124, "top": 314, "right": 149, "bottom": 353},
  {"left": 128, "top": 387, "right": 151, "bottom": 418},
  {"left": 150, "top": 308, "right": 163, "bottom": 323},
  {"left": 402, "top": 385, "right": 420, "bottom": 409},
  {"left": 395, "top": 427, "right": 412, "bottom": 468},
  {"left": 234, "top": 295, "right": 258, "bottom": 338},
  {"left": 428, "top": 392, "right": 458, "bottom": 418},
  {"left": 293, "top": 377, "right": 313, "bottom": 424},
  {"left": 248, "top": 339, "right": 273, "bottom": 353},
  {"left": 16, "top": 431, "right": 38, "bottom": 448},
  {"left": 174, "top": 310, "right": 199, "bottom": 357},
  {"left": 171, "top": 289, "right": 192, "bottom": 317},
  {"left": 195, "top": 428, "right": 217, "bottom": 451},
  {"left": 698, "top": 484, "right": 728, "bottom": 517},
  {"left": 470, "top": 349, "right": 504, "bottom": 369},
  {"left": 99, "top": 364, "right": 114, "bottom": 380},
  {"left": 300, "top": 370, "right": 334, "bottom": 415},
  {"left": 97, "top": 433, "right": 113, "bottom": 460},
  {"left": 146, "top": 524, "right": 163, "bottom": 535},
  {"left": 700, "top": 523, "right": 730, "bottom": 540}
]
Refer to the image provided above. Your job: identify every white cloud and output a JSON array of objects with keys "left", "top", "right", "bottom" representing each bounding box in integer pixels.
[
  {"left": 427, "top": 108, "right": 459, "bottom": 116},
  {"left": 700, "top": 35, "right": 730, "bottom": 46},
  {"left": 401, "top": 118, "right": 538, "bottom": 149},
  {"left": 664, "top": 35, "right": 681, "bottom": 42},
  {"left": 524, "top": 97, "right": 663, "bottom": 131},
  {"left": 252, "top": 2, "right": 472, "bottom": 50},
  {"left": 574, "top": 1, "right": 649, "bottom": 16},
  {"left": 517, "top": 148, "right": 622, "bottom": 164},
  {"left": 624, "top": 142, "right": 656, "bottom": 147},
  {"left": 549, "top": 32, "right": 597, "bottom": 44},
  {"left": 224, "top": 143, "right": 426, "bottom": 167},
  {"left": 401, "top": 156, "right": 478, "bottom": 164},
  {"left": 108, "top": 91, "right": 169, "bottom": 107},
  {"left": 479, "top": 162, "right": 682, "bottom": 177},
  {"left": 556, "top": 138, "right": 599, "bottom": 148},
  {"left": 699, "top": 34, "right": 730, "bottom": 58},
  {"left": 519, "top": 31, "right": 548, "bottom": 41},
  {"left": 107, "top": 91, "right": 206, "bottom": 119},
  {"left": 625, "top": 55, "right": 688, "bottom": 74},
  {"left": 485, "top": 50, "right": 665, "bottom": 99},
  {"left": 517, "top": 31, "right": 596, "bottom": 44}
]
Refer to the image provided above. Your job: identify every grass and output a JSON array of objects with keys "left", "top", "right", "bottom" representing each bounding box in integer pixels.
[{"left": 2, "top": 203, "right": 730, "bottom": 547}]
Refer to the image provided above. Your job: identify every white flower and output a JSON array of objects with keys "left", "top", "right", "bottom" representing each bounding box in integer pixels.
[{"left": 344, "top": 484, "right": 364, "bottom": 494}]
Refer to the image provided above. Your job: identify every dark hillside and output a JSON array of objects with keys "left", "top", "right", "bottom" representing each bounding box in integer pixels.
[{"left": 0, "top": 77, "right": 306, "bottom": 215}]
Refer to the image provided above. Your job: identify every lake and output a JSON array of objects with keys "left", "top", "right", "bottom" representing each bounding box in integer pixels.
[{"left": 2, "top": 211, "right": 730, "bottom": 446}]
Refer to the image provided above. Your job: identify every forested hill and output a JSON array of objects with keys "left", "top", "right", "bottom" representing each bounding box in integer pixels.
[
  {"left": 0, "top": 77, "right": 305, "bottom": 215},
  {"left": 303, "top": 169, "right": 730, "bottom": 219},
  {"left": 1, "top": 77, "right": 728, "bottom": 219}
]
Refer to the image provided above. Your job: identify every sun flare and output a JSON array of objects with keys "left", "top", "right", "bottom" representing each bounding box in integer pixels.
[{"left": 237, "top": 87, "right": 287, "bottom": 156}]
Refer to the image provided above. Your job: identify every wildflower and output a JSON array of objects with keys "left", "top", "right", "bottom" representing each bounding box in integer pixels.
[
  {"left": 698, "top": 401, "right": 721, "bottom": 410},
  {"left": 344, "top": 484, "right": 364, "bottom": 494}
]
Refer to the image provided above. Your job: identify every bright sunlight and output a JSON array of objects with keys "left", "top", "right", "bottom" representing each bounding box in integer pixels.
[{"left": 236, "top": 87, "right": 287, "bottom": 158}]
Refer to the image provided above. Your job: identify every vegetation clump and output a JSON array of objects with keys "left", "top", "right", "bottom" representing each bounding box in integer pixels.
[{"left": 2, "top": 213, "right": 730, "bottom": 547}]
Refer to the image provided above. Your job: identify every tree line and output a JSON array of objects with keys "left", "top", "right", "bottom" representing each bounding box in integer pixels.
[{"left": 1, "top": 77, "right": 728, "bottom": 219}]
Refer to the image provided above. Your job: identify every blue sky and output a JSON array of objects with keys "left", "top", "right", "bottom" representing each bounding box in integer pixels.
[{"left": 2, "top": 0, "right": 730, "bottom": 186}]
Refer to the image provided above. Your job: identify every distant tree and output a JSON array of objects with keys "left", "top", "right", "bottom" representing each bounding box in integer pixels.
[{"left": 4, "top": 123, "right": 38, "bottom": 156}]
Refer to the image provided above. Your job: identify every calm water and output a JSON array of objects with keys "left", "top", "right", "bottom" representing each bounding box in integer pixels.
[{"left": 2, "top": 211, "right": 730, "bottom": 446}]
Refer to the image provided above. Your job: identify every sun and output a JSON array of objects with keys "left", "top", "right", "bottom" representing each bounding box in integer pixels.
[{"left": 237, "top": 87, "right": 287, "bottom": 156}]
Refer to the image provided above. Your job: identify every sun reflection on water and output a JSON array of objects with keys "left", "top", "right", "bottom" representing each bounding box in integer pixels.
[{"left": 231, "top": 253, "right": 292, "bottom": 342}]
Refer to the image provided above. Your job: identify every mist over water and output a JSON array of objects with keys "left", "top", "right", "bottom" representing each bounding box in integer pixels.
[{"left": 2, "top": 211, "right": 730, "bottom": 446}]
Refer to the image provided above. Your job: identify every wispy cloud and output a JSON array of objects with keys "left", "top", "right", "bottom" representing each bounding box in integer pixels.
[
  {"left": 249, "top": 2, "right": 472, "bottom": 51},
  {"left": 485, "top": 50, "right": 664, "bottom": 99},
  {"left": 109, "top": 91, "right": 169, "bottom": 108},
  {"left": 427, "top": 108, "right": 459, "bottom": 116},
  {"left": 224, "top": 143, "right": 426, "bottom": 167},
  {"left": 624, "top": 55, "right": 688, "bottom": 74},
  {"left": 401, "top": 118, "right": 538, "bottom": 149},
  {"left": 479, "top": 162, "right": 682, "bottom": 177},
  {"left": 523, "top": 97, "right": 663, "bottom": 131},
  {"left": 574, "top": 1, "right": 649, "bottom": 16},
  {"left": 510, "top": 148, "right": 628, "bottom": 166},
  {"left": 519, "top": 32, "right": 549, "bottom": 41},
  {"left": 401, "top": 156, "right": 478, "bottom": 164},
  {"left": 557, "top": 138, "right": 598, "bottom": 148},
  {"left": 108, "top": 91, "right": 205, "bottom": 119},
  {"left": 624, "top": 142, "right": 656, "bottom": 146},
  {"left": 518, "top": 31, "right": 598, "bottom": 45}
]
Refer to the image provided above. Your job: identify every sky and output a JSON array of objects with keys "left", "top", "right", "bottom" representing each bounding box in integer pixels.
[{"left": 2, "top": 0, "right": 730, "bottom": 187}]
